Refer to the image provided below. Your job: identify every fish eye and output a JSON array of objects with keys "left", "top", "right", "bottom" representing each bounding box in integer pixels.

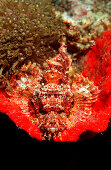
[{"left": 54, "top": 94, "right": 58, "bottom": 97}]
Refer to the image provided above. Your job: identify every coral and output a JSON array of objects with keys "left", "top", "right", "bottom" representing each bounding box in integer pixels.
[
  {"left": 82, "top": 30, "right": 111, "bottom": 96},
  {"left": 55, "top": 31, "right": 111, "bottom": 141},
  {"left": 0, "top": 0, "right": 66, "bottom": 88},
  {"left": 55, "top": 0, "right": 111, "bottom": 58},
  {"left": 0, "top": 37, "right": 101, "bottom": 141},
  {"left": 0, "top": 31, "right": 110, "bottom": 141},
  {"left": 0, "top": 0, "right": 111, "bottom": 141}
]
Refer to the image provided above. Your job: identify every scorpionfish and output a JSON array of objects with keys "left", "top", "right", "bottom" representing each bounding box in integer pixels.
[{"left": 5, "top": 39, "right": 99, "bottom": 140}]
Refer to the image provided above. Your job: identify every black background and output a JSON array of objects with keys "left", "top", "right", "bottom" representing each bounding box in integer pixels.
[{"left": 0, "top": 112, "right": 111, "bottom": 170}]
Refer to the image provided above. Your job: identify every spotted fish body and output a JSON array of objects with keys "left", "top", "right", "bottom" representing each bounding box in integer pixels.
[
  {"left": 29, "top": 42, "right": 74, "bottom": 137},
  {"left": 6, "top": 40, "right": 99, "bottom": 140}
]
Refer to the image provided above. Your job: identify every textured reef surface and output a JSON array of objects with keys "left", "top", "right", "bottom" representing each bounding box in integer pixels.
[
  {"left": 0, "top": 0, "right": 111, "bottom": 141},
  {"left": 0, "top": 0, "right": 66, "bottom": 87},
  {"left": 55, "top": 0, "right": 111, "bottom": 52}
]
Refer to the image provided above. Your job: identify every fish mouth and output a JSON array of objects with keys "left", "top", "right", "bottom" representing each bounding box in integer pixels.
[{"left": 37, "top": 111, "right": 68, "bottom": 135}]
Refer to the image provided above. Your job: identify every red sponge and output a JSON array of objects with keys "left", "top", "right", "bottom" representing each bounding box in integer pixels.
[{"left": 0, "top": 31, "right": 111, "bottom": 142}]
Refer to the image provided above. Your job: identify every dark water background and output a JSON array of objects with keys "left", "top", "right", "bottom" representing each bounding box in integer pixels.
[
  {"left": 0, "top": 0, "right": 111, "bottom": 169},
  {"left": 0, "top": 112, "right": 111, "bottom": 170}
]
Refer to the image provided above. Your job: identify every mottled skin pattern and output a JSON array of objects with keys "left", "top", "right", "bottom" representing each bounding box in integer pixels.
[
  {"left": 6, "top": 39, "right": 99, "bottom": 140},
  {"left": 29, "top": 42, "right": 74, "bottom": 138}
]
